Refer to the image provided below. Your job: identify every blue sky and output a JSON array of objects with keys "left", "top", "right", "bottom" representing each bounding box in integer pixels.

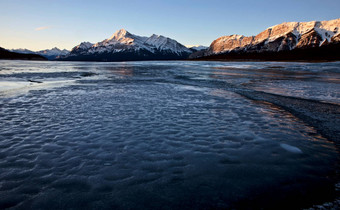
[{"left": 0, "top": 0, "right": 339, "bottom": 51}]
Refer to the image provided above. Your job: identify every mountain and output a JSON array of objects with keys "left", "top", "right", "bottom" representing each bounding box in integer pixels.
[
  {"left": 185, "top": 45, "right": 208, "bottom": 51},
  {"left": 0, "top": 47, "right": 47, "bottom": 60},
  {"left": 59, "top": 29, "right": 193, "bottom": 61},
  {"left": 193, "top": 18, "right": 340, "bottom": 61},
  {"left": 186, "top": 45, "right": 209, "bottom": 59},
  {"left": 68, "top": 42, "right": 93, "bottom": 55},
  {"left": 10, "top": 48, "right": 35, "bottom": 54},
  {"left": 11, "top": 47, "right": 70, "bottom": 60},
  {"left": 36, "top": 48, "right": 70, "bottom": 60}
]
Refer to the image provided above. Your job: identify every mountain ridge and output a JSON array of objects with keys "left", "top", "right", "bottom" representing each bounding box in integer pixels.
[
  {"left": 185, "top": 45, "right": 208, "bottom": 51},
  {"left": 197, "top": 18, "right": 340, "bottom": 59},
  {"left": 60, "top": 29, "right": 192, "bottom": 61},
  {"left": 0, "top": 47, "right": 47, "bottom": 60},
  {"left": 5, "top": 18, "right": 340, "bottom": 62},
  {"left": 11, "top": 47, "right": 70, "bottom": 60}
]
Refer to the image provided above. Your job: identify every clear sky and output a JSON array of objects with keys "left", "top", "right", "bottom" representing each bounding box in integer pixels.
[{"left": 0, "top": 0, "right": 339, "bottom": 51}]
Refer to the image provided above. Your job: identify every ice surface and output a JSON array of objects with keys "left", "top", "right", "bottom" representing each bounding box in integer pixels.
[
  {"left": 208, "top": 61, "right": 340, "bottom": 104},
  {"left": 0, "top": 60, "right": 338, "bottom": 209}
]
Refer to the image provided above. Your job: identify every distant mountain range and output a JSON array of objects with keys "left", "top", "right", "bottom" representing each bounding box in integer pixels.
[
  {"left": 10, "top": 48, "right": 70, "bottom": 60},
  {"left": 2, "top": 18, "right": 340, "bottom": 62},
  {"left": 185, "top": 45, "right": 208, "bottom": 51},
  {"left": 59, "top": 29, "right": 193, "bottom": 61},
  {"left": 192, "top": 18, "right": 340, "bottom": 61},
  {"left": 0, "top": 47, "right": 46, "bottom": 60}
]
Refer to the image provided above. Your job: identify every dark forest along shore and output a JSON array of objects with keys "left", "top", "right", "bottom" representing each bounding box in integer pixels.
[{"left": 0, "top": 60, "right": 339, "bottom": 209}]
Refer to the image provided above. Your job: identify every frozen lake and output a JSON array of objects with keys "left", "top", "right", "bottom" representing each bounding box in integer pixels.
[{"left": 0, "top": 60, "right": 339, "bottom": 209}]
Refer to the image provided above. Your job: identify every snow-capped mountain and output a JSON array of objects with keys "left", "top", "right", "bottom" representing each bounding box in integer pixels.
[
  {"left": 185, "top": 45, "right": 208, "bottom": 51},
  {"left": 67, "top": 42, "right": 93, "bottom": 55},
  {"left": 61, "top": 29, "right": 193, "bottom": 61},
  {"left": 37, "top": 47, "right": 70, "bottom": 60},
  {"left": 200, "top": 18, "right": 340, "bottom": 58},
  {"left": 11, "top": 47, "right": 70, "bottom": 60}
]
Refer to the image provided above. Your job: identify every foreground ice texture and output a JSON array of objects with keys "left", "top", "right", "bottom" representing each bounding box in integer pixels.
[{"left": 0, "top": 60, "right": 339, "bottom": 209}]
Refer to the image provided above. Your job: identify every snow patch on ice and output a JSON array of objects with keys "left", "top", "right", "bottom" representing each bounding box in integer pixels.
[
  {"left": 280, "top": 143, "right": 303, "bottom": 154},
  {"left": 0, "top": 80, "right": 76, "bottom": 97}
]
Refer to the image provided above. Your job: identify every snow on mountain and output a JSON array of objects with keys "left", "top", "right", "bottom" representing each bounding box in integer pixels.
[
  {"left": 144, "top": 34, "right": 192, "bottom": 53},
  {"left": 75, "top": 42, "right": 94, "bottom": 50},
  {"left": 10, "top": 48, "right": 35, "bottom": 54},
  {"left": 70, "top": 42, "right": 94, "bottom": 55},
  {"left": 62, "top": 29, "right": 193, "bottom": 61},
  {"left": 205, "top": 18, "right": 340, "bottom": 56},
  {"left": 88, "top": 29, "right": 191, "bottom": 54},
  {"left": 10, "top": 47, "right": 70, "bottom": 60},
  {"left": 106, "top": 29, "right": 147, "bottom": 47},
  {"left": 87, "top": 29, "right": 146, "bottom": 54},
  {"left": 185, "top": 45, "right": 208, "bottom": 51},
  {"left": 36, "top": 47, "right": 70, "bottom": 59}
]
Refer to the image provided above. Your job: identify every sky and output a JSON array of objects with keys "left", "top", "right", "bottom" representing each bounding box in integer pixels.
[{"left": 0, "top": 0, "right": 339, "bottom": 51}]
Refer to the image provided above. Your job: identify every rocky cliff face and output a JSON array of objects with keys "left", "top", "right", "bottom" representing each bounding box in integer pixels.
[{"left": 204, "top": 18, "right": 340, "bottom": 56}]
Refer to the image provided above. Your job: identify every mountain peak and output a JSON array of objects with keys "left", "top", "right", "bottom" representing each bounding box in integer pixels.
[
  {"left": 50, "top": 47, "right": 61, "bottom": 51},
  {"left": 116, "top": 28, "right": 128, "bottom": 34},
  {"left": 73, "top": 42, "right": 93, "bottom": 51},
  {"left": 79, "top": 42, "right": 93, "bottom": 47},
  {"left": 109, "top": 29, "right": 132, "bottom": 41},
  {"left": 64, "top": 29, "right": 193, "bottom": 61}
]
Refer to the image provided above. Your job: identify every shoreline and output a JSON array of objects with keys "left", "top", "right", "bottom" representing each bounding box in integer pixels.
[
  {"left": 2, "top": 58, "right": 340, "bottom": 63},
  {"left": 236, "top": 89, "right": 340, "bottom": 208},
  {"left": 236, "top": 89, "right": 340, "bottom": 145},
  {"left": 188, "top": 58, "right": 340, "bottom": 63}
]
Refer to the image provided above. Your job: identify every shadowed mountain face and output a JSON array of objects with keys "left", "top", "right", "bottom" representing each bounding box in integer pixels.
[
  {"left": 59, "top": 29, "right": 193, "bottom": 62},
  {"left": 0, "top": 47, "right": 47, "bottom": 61},
  {"left": 10, "top": 48, "right": 70, "bottom": 60},
  {"left": 191, "top": 18, "right": 340, "bottom": 61}
]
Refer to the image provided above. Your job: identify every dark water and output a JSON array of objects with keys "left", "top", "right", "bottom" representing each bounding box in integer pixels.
[{"left": 0, "top": 60, "right": 339, "bottom": 209}]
